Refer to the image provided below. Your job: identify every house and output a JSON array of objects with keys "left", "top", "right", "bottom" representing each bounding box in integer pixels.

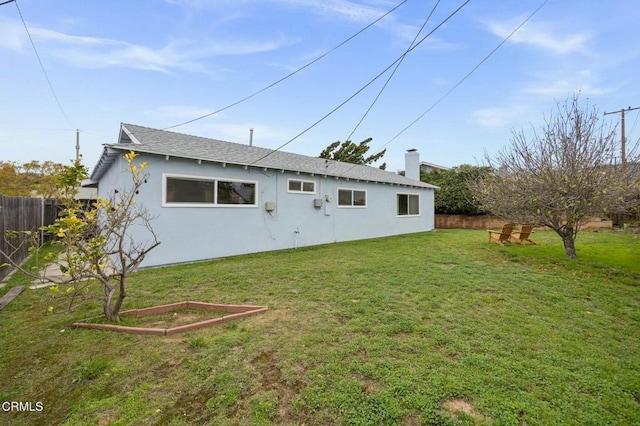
[
  {"left": 89, "top": 123, "right": 438, "bottom": 268},
  {"left": 420, "top": 161, "right": 450, "bottom": 174}
]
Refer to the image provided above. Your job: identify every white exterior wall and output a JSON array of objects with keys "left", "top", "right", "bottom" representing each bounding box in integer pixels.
[{"left": 98, "top": 153, "right": 435, "bottom": 268}]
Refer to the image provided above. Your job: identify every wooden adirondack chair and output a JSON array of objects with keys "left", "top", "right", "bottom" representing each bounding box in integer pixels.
[
  {"left": 487, "top": 223, "right": 515, "bottom": 245},
  {"left": 511, "top": 225, "right": 536, "bottom": 245}
]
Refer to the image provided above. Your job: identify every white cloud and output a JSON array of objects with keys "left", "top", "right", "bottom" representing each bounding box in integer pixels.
[
  {"left": 524, "top": 70, "right": 612, "bottom": 97},
  {"left": 211, "top": 122, "right": 290, "bottom": 144},
  {"left": 56, "top": 37, "right": 286, "bottom": 72},
  {"left": 525, "top": 81, "right": 609, "bottom": 97},
  {"left": 0, "top": 18, "right": 288, "bottom": 73},
  {"left": 484, "top": 17, "right": 590, "bottom": 55},
  {"left": 165, "top": 0, "right": 421, "bottom": 44},
  {"left": 166, "top": 0, "right": 390, "bottom": 22},
  {"left": 176, "top": 121, "right": 292, "bottom": 147},
  {"left": 0, "top": 18, "right": 27, "bottom": 50},
  {"left": 471, "top": 105, "right": 529, "bottom": 128},
  {"left": 148, "top": 105, "right": 225, "bottom": 121},
  {"left": 145, "top": 103, "right": 291, "bottom": 145}
]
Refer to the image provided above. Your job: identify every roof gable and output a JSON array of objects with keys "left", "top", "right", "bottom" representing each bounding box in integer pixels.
[{"left": 91, "top": 123, "right": 437, "bottom": 189}]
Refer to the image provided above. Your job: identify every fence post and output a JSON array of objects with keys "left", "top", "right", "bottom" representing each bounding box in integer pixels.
[
  {"left": 40, "top": 197, "right": 45, "bottom": 246},
  {"left": 0, "top": 194, "right": 62, "bottom": 282}
]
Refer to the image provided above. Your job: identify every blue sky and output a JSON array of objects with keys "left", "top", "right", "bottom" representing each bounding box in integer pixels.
[{"left": 1, "top": 0, "right": 639, "bottom": 174}]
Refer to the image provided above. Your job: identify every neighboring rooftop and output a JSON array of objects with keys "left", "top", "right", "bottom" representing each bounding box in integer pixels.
[
  {"left": 420, "top": 161, "right": 451, "bottom": 173},
  {"left": 91, "top": 123, "right": 438, "bottom": 189}
]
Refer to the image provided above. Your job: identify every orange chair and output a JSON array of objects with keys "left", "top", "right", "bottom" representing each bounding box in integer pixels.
[
  {"left": 487, "top": 223, "right": 515, "bottom": 246},
  {"left": 511, "top": 225, "right": 536, "bottom": 245}
]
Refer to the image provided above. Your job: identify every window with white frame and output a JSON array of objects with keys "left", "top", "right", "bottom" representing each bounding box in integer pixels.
[
  {"left": 287, "top": 178, "right": 316, "bottom": 194},
  {"left": 337, "top": 188, "right": 366, "bottom": 207},
  {"left": 164, "top": 174, "right": 257, "bottom": 207},
  {"left": 397, "top": 193, "right": 420, "bottom": 216}
]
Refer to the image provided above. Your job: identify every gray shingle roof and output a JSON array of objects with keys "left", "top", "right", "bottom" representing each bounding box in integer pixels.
[{"left": 91, "top": 123, "right": 437, "bottom": 189}]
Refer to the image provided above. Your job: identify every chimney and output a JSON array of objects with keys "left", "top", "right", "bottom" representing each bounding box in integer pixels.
[
  {"left": 405, "top": 149, "right": 420, "bottom": 181},
  {"left": 249, "top": 128, "right": 254, "bottom": 146}
]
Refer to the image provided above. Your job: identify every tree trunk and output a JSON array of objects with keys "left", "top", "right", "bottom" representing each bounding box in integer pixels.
[
  {"left": 111, "top": 289, "right": 126, "bottom": 321},
  {"left": 561, "top": 227, "right": 577, "bottom": 259},
  {"left": 103, "top": 288, "right": 121, "bottom": 322},
  {"left": 103, "top": 303, "right": 116, "bottom": 322}
]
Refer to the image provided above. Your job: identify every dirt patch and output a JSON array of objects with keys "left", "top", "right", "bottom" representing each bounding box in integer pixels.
[
  {"left": 251, "top": 350, "right": 307, "bottom": 424},
  {"left": 402, "top": 411, "right": 422, "bottom": 425},
  {"left": 443, "top": 399, "right": 493, "bottom": 424},
  {"left": 357, "top": 347, "right": 368, "bottom": 362},
  {"left": 71, "top": 301, "right": 268, "bottom": 335},
  {"left": 129, "top": 309, "right": 220, "bottom": 328},
  {"left": 435, "top": 345, "right": 460, "bottom": 362},
  {"left": 334, "top": 313, "right": 351, "bottom": 324}
]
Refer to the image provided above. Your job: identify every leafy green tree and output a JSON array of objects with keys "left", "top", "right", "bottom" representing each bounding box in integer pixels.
[
  {"left": 319, "top": 138, "right": 387, "bottom": 170},
  {"left": 469, "top": 95, "right": 640, "bottom": 259},
  {"left": 0, "top": 160, "right": 66, "bottom": 198},
  {"left": 422, "top": 165, "right": 492, "bottom": 215}
]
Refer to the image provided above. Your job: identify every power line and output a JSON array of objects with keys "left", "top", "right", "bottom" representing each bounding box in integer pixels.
[
  {"left": 161, "top": 0, "right": 409, "bottom": 131},
  {"left": 369, "top": 0, "right": 550, "bottom": 163},
  {"left": 250, "top": 0, "right": 472, "bottom": 166},
  {"left": 628, "top": 107, "right": 640, "bottom": 136},
  {"left": 340, "top": 0, "right": 442, "bottom": 146},
  {"left": 0, "top": 0, "right": 16, "bottom": 6},
  {"left": 14, "top": 0, "right": 75, "bottom": 128}
]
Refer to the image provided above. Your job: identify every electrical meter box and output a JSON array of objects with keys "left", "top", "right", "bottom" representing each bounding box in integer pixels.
[
  {"left": 265, "top": 201, "right": 276, "bottom": 212},
  {"left": 313, "top": 198, "right": 323, "bottom": 208}
]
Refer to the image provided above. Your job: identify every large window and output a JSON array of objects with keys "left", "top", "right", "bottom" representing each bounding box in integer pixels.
[
  {"left": 397, "top": 193, "right": 420, "bottom": 216},
  {"left": 338, "top": 188, "right": 366, "bottom": 207},
  {"left": 164, "top": 175, "right": 256, "bottom": 207},
  {"left": 288, "top": 179, "right": 315, "bottom": 194}
]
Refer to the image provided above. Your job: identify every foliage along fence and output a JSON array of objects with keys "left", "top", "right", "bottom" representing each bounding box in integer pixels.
[{"left": 0, "top": 194, "right": 61, "bottom": 282}]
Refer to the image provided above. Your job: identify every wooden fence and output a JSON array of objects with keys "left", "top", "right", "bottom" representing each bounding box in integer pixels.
[
  {"left": 435, "top": 214, "right": 506, "bottom": 230},
  {"left": 436, "top": 214, "right": 613, "bottom": 230},
  {"left": 609, "top": 211, "right": 640, "bottom": 227},
  {"left": 0, "top": 194, "right": 61, "bottom": 282}
]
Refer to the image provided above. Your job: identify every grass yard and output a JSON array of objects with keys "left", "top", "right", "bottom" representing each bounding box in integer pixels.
[{"left": 0, "top": 229, "right": 639, "bottom": 425}]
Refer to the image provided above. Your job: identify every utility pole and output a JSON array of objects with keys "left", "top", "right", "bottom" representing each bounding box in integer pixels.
[
  {"left": 604, "top": 106, "right": 640, "bottom": 164},
  {"left": 75, "top": 129, "right": 80, "bottom": 162}
]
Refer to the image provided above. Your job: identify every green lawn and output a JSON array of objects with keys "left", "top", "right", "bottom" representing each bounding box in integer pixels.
[{"left": 1, "top": 229, "right": 639, "bottom": 425}]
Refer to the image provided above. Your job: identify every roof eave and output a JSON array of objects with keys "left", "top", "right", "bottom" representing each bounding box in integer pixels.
[
  {"left": 89, "top": 146, "right": 120, "bottom": 182},
  {"left": 102, "top": 145, "right": 437, "bottom": 189}
]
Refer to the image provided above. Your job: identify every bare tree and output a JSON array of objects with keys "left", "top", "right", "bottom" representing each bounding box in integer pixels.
[{"left": 470, "top": 95, "right": 640, "bottom": 258}]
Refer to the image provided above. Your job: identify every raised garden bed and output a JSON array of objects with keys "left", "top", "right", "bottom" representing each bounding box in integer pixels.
[{"left": 72, "top": 301, "right": 268, "bottom": 335}]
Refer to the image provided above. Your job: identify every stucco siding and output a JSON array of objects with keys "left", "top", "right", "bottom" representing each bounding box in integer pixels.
[{"left": 98, "top": 153, "right": 435, "bottom": 267}]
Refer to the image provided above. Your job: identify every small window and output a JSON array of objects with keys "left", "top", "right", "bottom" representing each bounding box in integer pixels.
[
  {"left": 164, "top": 174, "right": 257, "bottom": 207},
  {"left": 397, "top": 193, "right": 420, "bottom": 216},
  {"left": 288, "top": 179, "right": 315, "bottom": 194},
  {"left": 338, "top": 188, "right": 367, "bottom": 207}
]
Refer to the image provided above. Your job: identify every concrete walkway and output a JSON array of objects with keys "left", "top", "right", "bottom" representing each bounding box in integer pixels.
[
  {"left": 30, "top": 258, "right": 70, "bottom": 289},
  {"left": 30, "top": 255, "right": 115, "bottom": 289}
]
